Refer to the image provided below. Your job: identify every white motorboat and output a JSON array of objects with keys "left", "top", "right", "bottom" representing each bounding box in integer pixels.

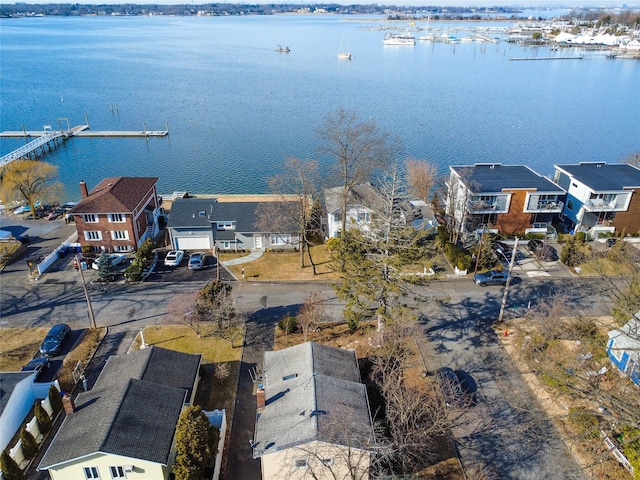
[{"left": 383, "top": 33, "right": 416, "bottom": 46}]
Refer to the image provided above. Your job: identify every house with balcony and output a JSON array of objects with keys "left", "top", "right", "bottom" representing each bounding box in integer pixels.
[
  {"left": 70, "top": 177, "right": 162, "bottom": 253},
  {"left": 38, "top": 346, "right": 202, "bottom": 480},
  {"left": 553, "top": 162, "right": 640, "bottom": 236},
  {"left": 446, "top": 164, "right": 565, "bottom": 239}
]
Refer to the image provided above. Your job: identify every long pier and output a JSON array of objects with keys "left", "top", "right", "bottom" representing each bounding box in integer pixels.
[
  {"left": 508, "top": 55, "right": 584, "bottom": 61},
  {"left": 0, "top": 123, "right": 169, "bottom": 167}
]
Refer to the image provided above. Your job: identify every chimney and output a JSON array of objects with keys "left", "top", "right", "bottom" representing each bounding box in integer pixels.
[
  {"left": 80, "top": 180, "right": 89, "bottom": 198},
  {"left": 62, "top": 393, "right": 76, "bottom": 415},
  {"left": 256, "top": 384, "right": 265, "bottom": 412}
]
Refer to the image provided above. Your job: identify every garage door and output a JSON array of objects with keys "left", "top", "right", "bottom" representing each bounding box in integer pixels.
[{"left": 174, "top": 236, "right": 210, "bottom": 251}]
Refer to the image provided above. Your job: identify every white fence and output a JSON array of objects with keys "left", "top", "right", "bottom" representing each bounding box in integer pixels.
[{"left": 37, "top": 232, "right": 79, "bottom": 275}]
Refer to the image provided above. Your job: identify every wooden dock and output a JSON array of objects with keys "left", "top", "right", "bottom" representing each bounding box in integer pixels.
[
  {"left": 508, "top": 55, "right": 584, "bottom": 61},
  {"left": 0, "top": 123, "right": 168, "bottom": 167}
]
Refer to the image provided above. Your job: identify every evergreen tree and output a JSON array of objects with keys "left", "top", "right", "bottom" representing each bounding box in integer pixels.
[
  {"left": 19, "top": 428, "right": 38, "bottom": 460},
  {"left": 173, "top": 405, "right": 218, "bottom": 480},
  {"left": 34, "top": 401, "right": 51, "bottom": 435},
  {"left": 0, "top": 450, "right": 24, "bottom": 480},
  {"left": 96, "top": 252, "right": 116, "bottom": 280},
  {"left": 48, "top": 385, "right": 63, "bottom": 414}
]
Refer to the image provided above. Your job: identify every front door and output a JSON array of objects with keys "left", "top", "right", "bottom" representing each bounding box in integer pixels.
[{"left": 255, "top": 235, "right": 262, "bottom": 250}]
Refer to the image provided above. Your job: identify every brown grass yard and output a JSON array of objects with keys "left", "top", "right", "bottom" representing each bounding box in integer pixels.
[{"left": 221, "top": 245, "right": 340, "bottom": 282}]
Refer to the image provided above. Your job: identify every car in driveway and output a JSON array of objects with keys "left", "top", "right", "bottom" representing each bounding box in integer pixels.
[
  {"left": 39, "top": 323, "right": 71, "bottom": 356},
  {"left": 188, "top": 252, "right": 206, "bottom": 270},
  {"left": 91, "top": 254, "right": 126, "bottom": 270},
  {"left": 473, "top": 270, "right": 508, "bottom": 286},
  {"left": 21, "top": 357, "right": 50, "bottom": 380},
  {"left": 436, "top": 367, "right": 466, "bottom": 408},
  {"left": 164, "top": 250, "right": 185, "bottom": 267}
]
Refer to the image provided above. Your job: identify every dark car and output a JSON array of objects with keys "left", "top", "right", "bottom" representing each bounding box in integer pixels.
[
  {"left": 473, "top": 270, "right": 508, "bottom": 286},
  {"left": 436, "top": 367, "right": 465, "bottom": 408},
  {"left": 39, "top": 323, "right": 71, "bottom": 356},
  {"left": 21, "top": 357, "right": 50, "bottom": 380}
]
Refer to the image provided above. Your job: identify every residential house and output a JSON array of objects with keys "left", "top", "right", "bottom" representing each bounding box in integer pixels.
[
  {"left": 253, "top": 342, "right": 375, "bottom": 480},
  {"left": 38, "top": 346, "right": 202, "bottom": 480},
  {"left": 0, "top": 371, "right": 55, "bottom": 453},
  {"left": 553, "top": 162, "right": 640, "bottom": 236},
  {"left": 447, "top": 163, "right": 565, "bottom": 239},
  {"left": 607, "top": 314, "right": 640, "bottom": 387},
  {"left": 324, "top": 184, "right": 427, "bottom": 239},
  {"left": 167, "top": 197, "right": 300, "bottom": 251},
  {"left": 70, "top": 177, "right": 162, "bottom": 253}
]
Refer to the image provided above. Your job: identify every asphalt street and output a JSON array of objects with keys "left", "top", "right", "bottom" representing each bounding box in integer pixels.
[{"left": 1, "top": 218, "right": 615, "bottom": 480}]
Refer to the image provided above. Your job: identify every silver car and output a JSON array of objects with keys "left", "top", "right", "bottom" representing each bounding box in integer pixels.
[
  {"left": 188, "top": 252, "right": 206, "bottom": 270},
  {"left": 473, "top": 270, "right": 508, "bottom": 286}
]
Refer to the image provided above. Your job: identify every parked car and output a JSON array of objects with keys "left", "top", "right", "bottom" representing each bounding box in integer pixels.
[
  {"left": 473, "top": 270, "right": 508, "bottom": 286},
  {"left": 188, "top": 252, "right": 206, "bottom": 270},
  {"left": 536, "top": 244, "right": 558, "bottom": 261},
  {"left": 39, "top": 323, "right": 71, "bottom": 356},
  {"left": 91, "top": 254, "right": 126, "bottom": 270},
  {"left": 21, "top": 357, "right": 50, "bottom": 380},
  {"left": 436, "top": 367, "right": 465, "bottom": 408},
  {"left": 164, "top": 250, "right": 185, "bottom": 267}
]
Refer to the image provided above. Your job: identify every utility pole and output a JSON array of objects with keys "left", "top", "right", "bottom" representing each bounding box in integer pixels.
[
  {"left": 498, "top": 237, "right": 519, "bottom": 324},
  {"left": 76, "top": 254, "right": 97, "bottom": 329}
]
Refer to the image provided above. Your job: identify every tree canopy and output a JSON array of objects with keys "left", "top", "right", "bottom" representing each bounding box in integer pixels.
[
  {"left": 174, "top": 405, "right": 219, "bottom": 480},
  {"left": 0, "top": 159, "right": 63, "bottom": 218}
]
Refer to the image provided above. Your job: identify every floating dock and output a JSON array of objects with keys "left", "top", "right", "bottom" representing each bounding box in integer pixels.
[{"left": 508, "top": 55, "right": 584, "bottom": 61}]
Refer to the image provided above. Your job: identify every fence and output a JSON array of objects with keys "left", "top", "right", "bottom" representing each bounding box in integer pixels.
[{"left": 36, "top": 232, "right": 79, "bottom": 275}]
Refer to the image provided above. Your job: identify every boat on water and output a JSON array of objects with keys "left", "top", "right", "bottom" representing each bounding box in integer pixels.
[
  {"left": 383, "top": 33, "right": 416, "bottom": 46},
  {"left": 276, "top": 45, "right": 290, "bottom": 53},
  {"left": 338, "top": 34, "right": 351, "bottom": 60}
]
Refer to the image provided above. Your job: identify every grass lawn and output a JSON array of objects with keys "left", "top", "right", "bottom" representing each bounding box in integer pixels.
[
  {"left": 0, "top": 327, "right": 51, "bottom": 371},
  {"left": 221, "top": 245, "right": 340, "bottom": 282},
  {"left": 134, "top": 325, "right": 243, "bottom": 413}
]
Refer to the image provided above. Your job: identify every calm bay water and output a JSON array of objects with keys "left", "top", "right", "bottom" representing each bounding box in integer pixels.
[{"left": 1, "top": 14, "right": 639, "bottom": 200}]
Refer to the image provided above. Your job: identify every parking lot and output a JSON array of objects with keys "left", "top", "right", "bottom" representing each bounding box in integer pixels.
[{"left": 150, "top": 251, "right": 235, "bottom": 283}]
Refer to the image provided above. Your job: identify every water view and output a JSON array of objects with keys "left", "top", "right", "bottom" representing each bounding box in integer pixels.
[{"left": 1, "top": 14, "right": 638, "bottom": 199}]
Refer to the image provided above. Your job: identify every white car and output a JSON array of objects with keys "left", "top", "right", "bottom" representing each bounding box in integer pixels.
[
  {"left": 164, "top": 250, "right": 185, "bottom": 267},
  {"left": 91, "top": 254, "right": 126, "bottom": 270}
]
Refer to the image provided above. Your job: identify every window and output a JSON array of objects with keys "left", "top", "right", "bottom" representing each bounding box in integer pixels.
[
  {"left": 111, "top": 230, "right": 129, "bottom": 240},
  {"left": 222, "top": 241, "right": 231, "bottom": 250},
  {"left": 108, "top": 213, "right": 125, "bottom": 223},
  {"left": 320, "top": 458, "right": 334, "bottom": 466},
  {"left": 567, "top": 200, "right": 574, "bottom": 210},
  {"left": 84, "top": 467, "right": 100, "bottom": 479},
  {"left": 270, "top": 234, "right": 291, "bottom": 246},
  {"left": 333, "top": 212, "right": 340, "bottom": 222},
  {"left": 217, "top": 221, "right": 235, "bottom": 230},
  {"left": 113, "top": 245, "right": 132, "bottom": 253},
  {"left": 84, "top": 231, "right": 102, "bottom": 241},
  {"left": 83, "top": 214, "right": 98, "bottom": 223},
  {"left": 293, "top": 459, "right": 308, "bottom": 468},
  {"left": 109, "top": 466, "right": 126, "bottom": 478},
  {"left": 356, "top": 212, "right": 370, "bottom": 222}
]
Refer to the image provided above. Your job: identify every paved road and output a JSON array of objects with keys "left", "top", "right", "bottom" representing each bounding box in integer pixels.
[{"left": 1, "top": 218, "right": 615, "bottom": 480}]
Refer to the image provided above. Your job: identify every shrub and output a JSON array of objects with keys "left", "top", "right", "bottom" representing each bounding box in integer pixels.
[
  {"left": 277, "top": 315, "right": 298, "bottom": 334},
  {"left": 137, "top": 238, "right": 155, "bottom": 262},
  {"left": 19, "top": 428, "right": 38, "bottom": 460},
  {"left": 48, "top": 385, "right": 63, "bottom": 414},
  {"left": 0, "top": 450, "right": 23, "bottom": 480},
  {"left": 574, "top": 231, "right": 587, "bottom": 244},
  {"left": 568, "top": 407, "right": 600, "bottom": 439},
  {"left": 34, "top": 401, "right": 51, "bottom": 435},
  {"left": 444, "top": 242, "right": 472, "bottom": 270},
  {"left": 348, "top": 317, "right": 359, "bottom": 332},
  {"left": 326, "top": 237, "right": 340, "bottom": 251}
]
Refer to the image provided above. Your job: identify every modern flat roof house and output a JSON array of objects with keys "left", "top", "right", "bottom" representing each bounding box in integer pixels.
[
  {"left": 553, "top": 162, "right": 640, "bottom": 236},
  {"left": 447, "top": 164, "right": 565, "bottom": 239}
]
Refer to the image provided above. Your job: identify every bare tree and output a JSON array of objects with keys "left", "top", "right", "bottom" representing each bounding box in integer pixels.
[
  {"left": 167, "top": 291, "right": 202, "bottom": 336},
  {"left": 406, "top": 158, "right": 438, "bottom": 204},
  {"left": 196, "top": 280, "right": 246, "bottom": 347},
  {"left": 257, "top": 156, "right": 322, "bottom": 273},
  {"left": 318, "top": 107, "right": 402, "bottom": 271},
  {"left": 297, "top": 292, "right": 326, "bottom": 341}
]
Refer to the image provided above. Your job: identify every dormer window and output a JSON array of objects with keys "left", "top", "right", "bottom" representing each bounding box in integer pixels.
[
  {"left": 199, "top": 211, "right": 206, "bottom": 217},
  {"left": 217, "top": 221, "right": 235, "bottom": 230}
]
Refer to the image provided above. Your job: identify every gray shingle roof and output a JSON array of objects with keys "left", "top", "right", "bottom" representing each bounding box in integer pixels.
[
  {"left": 555, "top": 163, "right": 640, "bottom": 191},
  {"left": 253, "top": 342, "right": 374, "bottom": 457},
  {"left": 324, "top": 184, "right": 386, "bottom": 214},
  {"left": 38, "top": 347, "right": 200, "bottom": 470},
  {"left": 451, "top": 164, "right": 563, "bottom": 194}
]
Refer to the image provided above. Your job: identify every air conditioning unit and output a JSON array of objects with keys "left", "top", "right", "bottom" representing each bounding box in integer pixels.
[{"left": 124, "top": 465, "right": 134, "bottom": 473}]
